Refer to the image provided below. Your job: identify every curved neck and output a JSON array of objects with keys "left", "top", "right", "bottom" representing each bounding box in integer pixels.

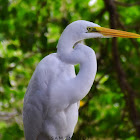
[
  {"left": 56, "top": 33, "right": 97, "bottom": 103},
  {"left": 57, "top": 30, "right": 75, "bottom": 60},
  {"left": 57, "top": 38, "right": 73, "bottom": 54},
  {"left": 74, "top": 53, "right": 96, "bottom": 101},
  {"left": 56, "top": 42, "right": 97, "bottom": 103}
]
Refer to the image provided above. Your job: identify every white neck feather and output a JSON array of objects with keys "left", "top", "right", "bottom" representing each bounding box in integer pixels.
[{"left": 56, "top": 30, "right": 97, "bottom": 103}]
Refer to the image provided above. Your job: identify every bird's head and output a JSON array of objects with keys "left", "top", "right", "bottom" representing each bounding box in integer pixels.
[{"left": 62, "top": 20, "right": 140, "bottom": 42}]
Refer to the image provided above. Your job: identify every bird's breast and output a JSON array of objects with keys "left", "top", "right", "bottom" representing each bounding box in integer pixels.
[{"left": 44, "top": 103, "right": 78, "bottom": 137}]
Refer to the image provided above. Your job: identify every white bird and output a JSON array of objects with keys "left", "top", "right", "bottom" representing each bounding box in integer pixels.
[{"left": 23, "top": 20, "right": 140, "bottom": 140}]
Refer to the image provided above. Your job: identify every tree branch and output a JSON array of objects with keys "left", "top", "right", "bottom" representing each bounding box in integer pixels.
[
  {"left": 114, "top": 0, "right": 140, "bottom": 7},
  {"left": 104, "top": 0, "right": 140, "bottom": 137}
]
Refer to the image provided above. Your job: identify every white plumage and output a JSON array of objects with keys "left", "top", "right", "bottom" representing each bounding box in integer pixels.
[
  {"left": 23, "top": 20, "right": 139, "bottom": 140},
  {"left": 23, "top": 20, "right": 99, "bottom": 140}
]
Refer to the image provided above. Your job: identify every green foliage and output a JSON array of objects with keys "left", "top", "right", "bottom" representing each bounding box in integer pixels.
[
  {"left": 0, "top": 123, "right": 24, "bottom": 140},
  {"left": 0, "top": 0, "right": 140, "bottom": 139}
]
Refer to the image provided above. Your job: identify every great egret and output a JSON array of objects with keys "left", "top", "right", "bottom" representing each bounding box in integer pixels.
[{"left": 23, "top": 20, "right": 140, "bottom": 140}]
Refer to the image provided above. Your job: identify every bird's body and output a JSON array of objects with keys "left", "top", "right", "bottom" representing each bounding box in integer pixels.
[
  {"left": 23, "top": 20, "right": 140, "bottom": 140},
  {"left": 23, "top": 43, "right": 96, "bottom": 140},
  {"left": 23, "top": 53, "right": 78, "bottom": 140}
]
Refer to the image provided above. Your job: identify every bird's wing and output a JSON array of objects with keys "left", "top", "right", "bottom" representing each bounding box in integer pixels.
[
  {"left": 23, "top": 102, "right": 43, "bottom": 140},
  {"left": 23, "top": 55, "right": 54, "bottom": 140}
]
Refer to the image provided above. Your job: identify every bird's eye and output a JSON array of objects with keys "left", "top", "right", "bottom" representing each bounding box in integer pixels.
[
  {"left": 87, "top": 27, "right": 97, "bottom": 32},
  {"left": 87, "top": 27, "right": 92, "bottom": 32}
]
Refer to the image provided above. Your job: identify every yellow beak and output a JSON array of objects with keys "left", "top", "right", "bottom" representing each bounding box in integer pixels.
[{"left": 92, "top": 27, "right": 140, "bottom": 38}]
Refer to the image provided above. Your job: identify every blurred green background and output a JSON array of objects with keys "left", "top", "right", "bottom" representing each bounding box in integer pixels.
[{"left": 0, "top": 0, "right": 140, "bottom": 139}]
